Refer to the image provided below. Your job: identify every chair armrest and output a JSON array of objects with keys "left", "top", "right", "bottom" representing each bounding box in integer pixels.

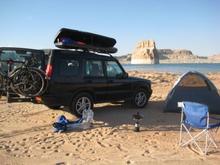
[
  {"left": 209, "top": 116, "right": 220, "bottom": 121},
  {"left": 177, "top": 102, "right": 184, "bottom": 108}
]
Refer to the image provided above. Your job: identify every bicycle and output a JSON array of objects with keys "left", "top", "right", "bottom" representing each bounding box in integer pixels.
[{"left": 0, "top": 58, "right": 48, "bottom": 98}]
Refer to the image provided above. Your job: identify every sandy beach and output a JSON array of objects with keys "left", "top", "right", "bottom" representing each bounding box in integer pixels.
[{"left": 0, "top": 71, "right": 220, "bottom": 165}]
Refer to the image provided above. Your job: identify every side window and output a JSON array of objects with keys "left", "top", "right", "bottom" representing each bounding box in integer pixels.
[
  {"left": 59, "top": 59, "right": 80, "bottom": 76},
  {"left": 85, "top": 60, "right": 104, "bottom": 77},
  {"left": 106, "top": 61, "right": 123, "bottom": 78}
]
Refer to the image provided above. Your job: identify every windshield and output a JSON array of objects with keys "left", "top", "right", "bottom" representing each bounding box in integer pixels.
[{"left": 0, "top": 49, "right": 44, "bottom": 73}]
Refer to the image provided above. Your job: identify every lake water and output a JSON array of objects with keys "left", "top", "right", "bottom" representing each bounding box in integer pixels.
[{"left": 122, "top": 63, "right": 220, "bottom": 74}]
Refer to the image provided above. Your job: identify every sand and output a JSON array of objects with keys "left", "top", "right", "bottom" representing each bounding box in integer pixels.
[{"left": 0, "top": 71, "right": 220, "bottom": 165}]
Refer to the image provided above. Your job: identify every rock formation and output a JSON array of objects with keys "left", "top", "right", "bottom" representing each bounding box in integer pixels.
[
  {"left": 158, "top": 49, "right": 197, "bottom": 61},
  {"left": 208, "top": 54, "right": 220, "bottom": 60},
  {"left": 116, "top": 54, "right": 131, "bottom": 64},
  {"left": 116, "top": 42, "right": 220, "bottom": 64},
  {"left": 131, "top": 40, "right": 159, "bottom": 64}
]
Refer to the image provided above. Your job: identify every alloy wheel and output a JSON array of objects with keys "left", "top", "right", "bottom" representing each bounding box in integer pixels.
[
  {"left": 75, "top": 96, "right": 92, "bottom": 115},
  {"left": 135, "top": 91, "right": 147, "bottom": 107}
]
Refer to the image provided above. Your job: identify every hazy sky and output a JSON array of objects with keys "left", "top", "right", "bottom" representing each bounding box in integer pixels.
[{"left": 0, "top": 0, "right": 219, "bottom": 56}]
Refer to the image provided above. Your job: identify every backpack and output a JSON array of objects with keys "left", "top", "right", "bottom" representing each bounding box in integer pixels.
[{"left": 53, "top": 115, "right": 69, "bottom": 132}]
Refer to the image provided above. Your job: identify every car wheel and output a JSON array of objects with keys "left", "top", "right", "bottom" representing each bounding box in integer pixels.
[
  {"left": 71, "top": 92, "right": 94, "bottom": 117},
  {"left": 133, "top": 89, "right": 150, "bottom": 108}
]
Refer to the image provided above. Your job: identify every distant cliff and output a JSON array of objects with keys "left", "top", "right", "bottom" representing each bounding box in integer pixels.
[
  {"left": 158, "top": 49, "right": 193, "bottom": 59},
  {"left": 131, "top": 40, "right": 159, "bottom": 64},
  {"left": 157, "top": 49, "right": 207, "bottom": 63},
  {"left": 116, "top": 50, "right": 220, "bottom": 64},
  {"left": 121, "top": 40, "right": 218, "bottom": 64},
  {"left": 208, "top": 54, "right": 220, "bottom": 61},
  {"left": 116, "top": 40, "right": 220, "bottom": 64}
]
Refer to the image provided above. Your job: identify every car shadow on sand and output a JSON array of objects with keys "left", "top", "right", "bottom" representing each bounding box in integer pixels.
[{"left": 93, "top": 100, "right": 180, "bottom": 132}]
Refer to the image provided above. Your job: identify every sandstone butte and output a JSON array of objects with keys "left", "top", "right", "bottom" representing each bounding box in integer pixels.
[{"left": 131, "top": 40, "right": 159, "bottom": 64}]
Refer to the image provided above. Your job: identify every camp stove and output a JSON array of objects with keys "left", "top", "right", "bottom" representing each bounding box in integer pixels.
[{"left": 132, "top": 112, "right": 143, "bottom": 132}]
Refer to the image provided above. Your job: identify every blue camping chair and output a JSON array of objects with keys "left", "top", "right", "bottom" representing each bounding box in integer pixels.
[{"left": 178, "top": 101, "right": 220, "bottom": 155}]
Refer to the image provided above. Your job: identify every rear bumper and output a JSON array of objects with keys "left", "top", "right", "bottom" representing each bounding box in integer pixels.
[
  {"left": 41, "top": 95, "right": 62, "bottom": 106},
  {"left": 41, "top": 93, "right": 72, "bottom": 106}
]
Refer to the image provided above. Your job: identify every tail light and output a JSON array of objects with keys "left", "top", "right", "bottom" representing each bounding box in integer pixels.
[
  {"left": 45, "top": 64, "right": 53, "bottom": 78},
  {"left": 35, "top": 96, "right": 42, "bottom": 104}
]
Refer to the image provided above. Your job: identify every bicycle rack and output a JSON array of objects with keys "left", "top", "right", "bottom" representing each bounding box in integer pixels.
[{"left": 1, "top": 61, "right": 33, "bottom": 104}]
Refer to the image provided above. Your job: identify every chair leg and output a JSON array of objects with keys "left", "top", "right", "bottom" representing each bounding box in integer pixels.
[
  {"left": 181, "top": 125, "right": 207, "bottom": 155},
  {"left": 181, "top": 126, "right": 205, "bottom": 146},
  {"left": 179, "top": 125, "right": 219, "bottom": 155},
  {"left": 179, "top": 123, "right": 183, "bottom": 146},
  {"left": 180, "top": 125, "right": 194, "bottom": 147},
  {"left": 207, "top": 131, "right": 218, "bottom": 148},
  {"left": 205, "top": 131, "right": 208, "bottom": 155},
  {"left": 215, "top": 127, "right": 219, "bottom": 134}
]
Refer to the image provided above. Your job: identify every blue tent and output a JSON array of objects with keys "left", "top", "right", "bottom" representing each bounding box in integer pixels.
[{"left": 164, "top": 71, "right": 220, "bottom": 114}]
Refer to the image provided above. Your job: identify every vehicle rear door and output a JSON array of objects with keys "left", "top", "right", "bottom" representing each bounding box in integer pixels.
[{"left": 49, "top": 51, "right": 83, "bottom": 99}]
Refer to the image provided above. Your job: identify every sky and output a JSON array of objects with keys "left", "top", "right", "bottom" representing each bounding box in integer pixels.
[{"left": 0, "top": 0, "right": 220, "bottom": 56}]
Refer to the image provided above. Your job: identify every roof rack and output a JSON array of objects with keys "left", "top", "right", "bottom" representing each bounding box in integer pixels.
[{"left": 54, "top": 28, "right": 118, "bottom": 54}]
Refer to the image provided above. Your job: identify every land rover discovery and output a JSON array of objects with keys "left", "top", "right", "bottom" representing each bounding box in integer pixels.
[{"left": 42, "top": 49, "right": 152, "bottom": 117}]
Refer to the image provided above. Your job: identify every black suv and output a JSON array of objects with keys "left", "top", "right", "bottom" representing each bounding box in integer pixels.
[
  {"left": 1, "top": 28, "right": 152, "bottom": 117},
  {"left": 42, "top": 49, "right": 152, "bottom": 116}
]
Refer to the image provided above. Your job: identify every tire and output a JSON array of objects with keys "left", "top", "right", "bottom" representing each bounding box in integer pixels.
[
  {"left": 70, "top": 92, "right": 94, "bottom": 117},
  {"left": 132, "top": 89, "right": 150, "bottom": 108}
]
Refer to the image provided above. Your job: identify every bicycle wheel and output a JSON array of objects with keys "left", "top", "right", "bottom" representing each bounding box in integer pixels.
[
  {"left": 10, "top": 68, "right": 46, "bottom": 97},
  {"left": 31, "top": 68, "right": 48, "bottom": 95}
]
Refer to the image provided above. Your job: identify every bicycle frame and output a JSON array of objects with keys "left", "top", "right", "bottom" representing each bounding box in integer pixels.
[{"left": 0, "top": 58, "right": 47, "bottom": 98}]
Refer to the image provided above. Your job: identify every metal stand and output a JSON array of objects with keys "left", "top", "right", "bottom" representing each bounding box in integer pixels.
[
  {"left": 4, "top": 60, "right": 31, "bottom": 105},
  {"left": 6, "top": 61, "right": 11, "bottom": 103}
]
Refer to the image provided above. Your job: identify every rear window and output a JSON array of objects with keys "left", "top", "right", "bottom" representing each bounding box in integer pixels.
[
  {"left": 59, "top": 59, "right": 80, "bottom": 76},
  {"left": 0, "top": 49, "right": 44, "bottom": 72}
]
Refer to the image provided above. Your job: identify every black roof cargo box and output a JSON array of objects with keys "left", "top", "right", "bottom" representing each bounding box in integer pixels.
[{"left": 54, "top": 28, "right": 117, "bottom": 54}]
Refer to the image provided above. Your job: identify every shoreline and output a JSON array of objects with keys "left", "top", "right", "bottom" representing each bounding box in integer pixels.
[
  {"left": 122, "top": 63, "right": 220, "bottom": 74},
  {"left": 127, "top": 70, "right": 220, "bottom": 75},
  {"left": 119, "top": 61, "right": 220, "bottom": 64}
]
